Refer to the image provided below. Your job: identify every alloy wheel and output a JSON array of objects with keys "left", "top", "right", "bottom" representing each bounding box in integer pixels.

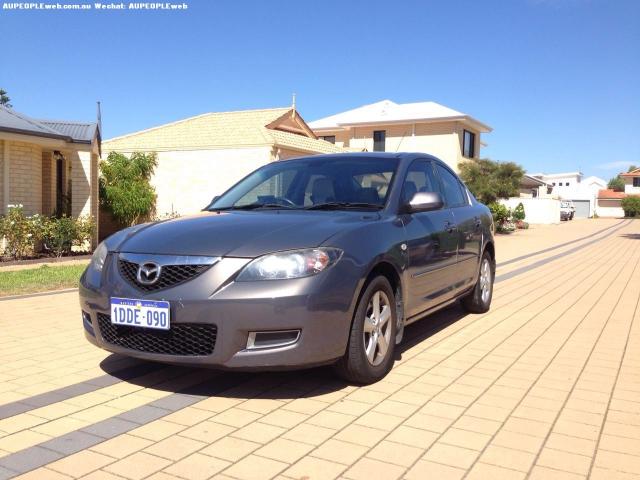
[
  {"left": 480, "top": 258, "right": 492, "bottom": 304},
  {"left": 363, "top": 290, "right": 392, "bottom": 366}
]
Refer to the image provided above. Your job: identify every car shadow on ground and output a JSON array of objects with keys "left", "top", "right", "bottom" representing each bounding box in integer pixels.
[
  {"left": 99, "top": 303, "right": 469, "bottom": 399},
  {"left": 620, "top": 233, "right": 640, "bottom": 240}
]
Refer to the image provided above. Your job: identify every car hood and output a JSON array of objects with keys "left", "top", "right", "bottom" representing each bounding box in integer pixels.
[{"left": 116, "top": 211, "right": 378, "bottom": 257}]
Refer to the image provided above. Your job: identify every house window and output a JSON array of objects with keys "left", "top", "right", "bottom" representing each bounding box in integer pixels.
[
  {"left": 463, "top": 130, "right": 476, "bottom": 158},
  {"left": 566, "top": 182, "right": 570, "bottom": 186},
  {"left": 373, "top": 130, "right": 386, "bottom": 152},
  {"left": 634, "top": 178, "right": 640, "bottom": 187},
  {"left": 320, "top": 135, "right": 336, "bottom": 144},
  {"left": 552, "top": 182, "right": 556, "bottom": 186}
]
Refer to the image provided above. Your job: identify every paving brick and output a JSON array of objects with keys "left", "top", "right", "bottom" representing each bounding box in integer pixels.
[
  {"left": 285, "top": 456, "right": 346, "bottom": 480},
  {"left": 480, "top": 445, "right": 535, "bottom": 472},
  {"left": 103, "top": 451, "right": 172, "bottom": 480},
  {"left": 404, "top": 459, "right": 466, "bottom": 480},
  {"left": 365, "top": 440, "right": 423, "bottom": 467},
  {"left": 143, "top": 435, "right": 205, "bottom": 461},
  {"left": 310, "top": 439, "right": 368, "bottom": 466},
  {"left": 254, "top": 438, "right": 313, "bottom": 463},
  {"left": 222, "top": 454, "right": 287, "bottom": 480},
  {"left": 163, "top": 452, "right": 230, "bottom": 480},
  {"left": 48, "top": 450, "right": 114, "bottom": 477},
  {"left": 201, "top": 436, "right": 260, "bottom": 462}
]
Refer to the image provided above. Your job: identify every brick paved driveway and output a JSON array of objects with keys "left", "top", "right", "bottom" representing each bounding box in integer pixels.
[{"left": 0, "top": 218, "right": 638, "bottom": 480}]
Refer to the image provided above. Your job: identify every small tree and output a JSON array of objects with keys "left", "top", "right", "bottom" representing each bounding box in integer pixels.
[
  {"left": 621, "top": 197, "right": 640, "bottom": 217},
  {"left": 608, "top": 176, "right": 625, "bottom": 192},
  {"left": 100, "top": 152, "right": 158, "bottom": 226},
  {"left": 513, "top": 202, "right": 526, "bottom": 221},
  {"left": 459, "top": 158, "right": 525, "bottom": 205},
  {"left": 0, "top": 89, "right": 11, "bottom": 107}
]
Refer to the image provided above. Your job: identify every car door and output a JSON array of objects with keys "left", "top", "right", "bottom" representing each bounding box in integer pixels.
[
  {"left": 434, "top": 164, "right": 481, "bottom": 291},
  {"left": 401, "top": 160, "right": 459, "bottom": 318}
]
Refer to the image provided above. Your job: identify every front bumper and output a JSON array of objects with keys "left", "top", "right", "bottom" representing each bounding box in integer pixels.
[{"left": 79, "top": 254, "right": 361, "bottom": 370}]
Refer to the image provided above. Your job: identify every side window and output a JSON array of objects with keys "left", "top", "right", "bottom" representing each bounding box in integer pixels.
[
  {"left": 401, "top": 160, "right": 438, "bottom": 204},
  {"left": 436, "top": 164, "right": 467, "bottom": 208}
]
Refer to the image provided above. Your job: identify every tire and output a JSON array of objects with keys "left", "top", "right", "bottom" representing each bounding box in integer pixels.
[
  {"left": 461, "top": 250, "right": 494, "bottom": 314},
  {"left": 335, "top": 276, "right": 397, "bottom": 384}
]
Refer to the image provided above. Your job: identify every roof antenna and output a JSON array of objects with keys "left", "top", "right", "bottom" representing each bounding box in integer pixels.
[
  {"left": 96, "top": 101, "right": 102, "bottom": 132},
  {"left": 291, "top": 92, "right": 296, "bottom": 118}
]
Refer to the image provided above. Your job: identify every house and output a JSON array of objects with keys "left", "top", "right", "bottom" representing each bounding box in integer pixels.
[
  {"left": 0, "top": 105, "right": 100, "bottom": 244},
  {"left": 102, "top": 107, "right": 344, "bottom": 216},
  {"left": 308, "top": 100, "right": 491, "bottom": 171},
  {"left": 620, "top": 167, "right": 640, "bottom": 194},
  {"left": 596, "top": 168, "right": 640, "bottom": 217},
  {"left": 530, "top": 172, "right": 607, "bottom": 218},
  {"left": 518, "top": 174, "right": 550, "bottom": 198},
  {"left": 596, "top": 189, "right": 627, "bottom": 217}
]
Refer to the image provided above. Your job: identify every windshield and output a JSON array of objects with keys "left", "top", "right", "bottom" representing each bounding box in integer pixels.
[{"left": 208, "top": 157, "right": 398, "bottom": 211}]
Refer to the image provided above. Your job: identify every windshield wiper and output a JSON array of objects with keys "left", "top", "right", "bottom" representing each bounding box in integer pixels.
[
  {"left": 305, "top": 202, "right": 383, "bottom": 211},
  {"left": 211, "top": 203, "right": 296, "bottom": 211}
]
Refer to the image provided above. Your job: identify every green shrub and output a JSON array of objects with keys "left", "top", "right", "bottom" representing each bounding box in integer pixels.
[
  {"left": 0, "top": 206, "right": 95, "bottom": 260},
  {"left": 488, "top": 203, "right": 510, "bottom": 224},
  {"left": 100, "top": 151, "right": 158, "bottom": 226},
  {"left": 0, "top": 205, "right": 39, "bottom": 259},
  {"left": 513, "top": 202, "right": 526, "bottom": 221},
  {"left": 621, "top": 196, "right": 640, "bottom": 217},
  {"left": 41, "top": 215, "right": 95, "bottom": 257}
]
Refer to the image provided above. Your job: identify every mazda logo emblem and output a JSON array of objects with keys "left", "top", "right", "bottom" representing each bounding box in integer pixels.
[{"left": 137, "top": 262, "right": 162, "bottom": 285}]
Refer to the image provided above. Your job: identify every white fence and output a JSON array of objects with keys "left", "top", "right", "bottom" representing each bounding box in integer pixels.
[{"left": 499, "top": 197, "right": 561, "bottom": 224}]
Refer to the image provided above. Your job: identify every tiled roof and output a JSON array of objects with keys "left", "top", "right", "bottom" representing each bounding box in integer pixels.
[
  {"left": 103, "top": 107, "right": 345, "bottom": 154},
  {"left": 267, "top": 129, "right": 343, "bottom": 154},
  {"left": 0, "top": 105, "right": 99, "bottom": 144},
  {"left": 598, "top": 189, "right": 634, "bottom": 199},
  {"left": 309, "top": 99, "right": 492, "bottom": 132},
  {"left": 620, "top": 168, "right": 640, "bottom": 177}
]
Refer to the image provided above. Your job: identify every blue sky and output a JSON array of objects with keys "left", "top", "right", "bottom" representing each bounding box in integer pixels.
[{"left": 1, "top": 0, "right": 638, "bottom": 178}]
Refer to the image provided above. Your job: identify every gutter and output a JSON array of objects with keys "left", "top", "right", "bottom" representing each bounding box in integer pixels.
[{"left": 0, "top": 127, "right": 92, "bottom": 144}]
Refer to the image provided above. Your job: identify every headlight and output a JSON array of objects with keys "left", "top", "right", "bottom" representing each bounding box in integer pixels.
[
  {"left": 90, "top": 242, "right": 108, "bottom": 272},
  {"left": 237, "top": 248, "right": 343, "bottom": 281},
  {"left": 85, "top": 242, "right": 108, "bottom": 288}
]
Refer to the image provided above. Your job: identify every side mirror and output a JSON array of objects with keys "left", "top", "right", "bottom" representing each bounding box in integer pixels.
[{"left": 403, "top": 191, "right": 444, "bottom": 213}]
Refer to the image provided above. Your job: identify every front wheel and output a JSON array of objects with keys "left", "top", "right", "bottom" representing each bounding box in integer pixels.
[
  {"left": 335, "top": 276, "right": 397, "bottom": 384},
  {"left": 461, "top": 250, "right": 494, "bottom": 313}
]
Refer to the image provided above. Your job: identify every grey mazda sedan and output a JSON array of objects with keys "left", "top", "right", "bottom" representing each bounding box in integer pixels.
[{"left": 80, "top": 153, "right": 495, "bottom": 383}]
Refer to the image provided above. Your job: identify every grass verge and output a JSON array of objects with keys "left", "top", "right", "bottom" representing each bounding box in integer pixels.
[{"left": 0, "top": 263, "right": 87, "bottom": 297}]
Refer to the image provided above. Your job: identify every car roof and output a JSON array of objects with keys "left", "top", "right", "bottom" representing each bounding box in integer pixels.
[{"left": 283, "top": 151, "right": 444, "bottom": 164}]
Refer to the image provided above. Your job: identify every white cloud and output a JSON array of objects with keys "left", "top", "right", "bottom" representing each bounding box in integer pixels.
[{"left": 596, "top": 161, "right": 636, "bottom": 171}]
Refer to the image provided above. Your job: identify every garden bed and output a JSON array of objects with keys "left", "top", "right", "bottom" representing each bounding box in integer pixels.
[{"left": 0, "top": 253, "right": 91, "bottom": 268}]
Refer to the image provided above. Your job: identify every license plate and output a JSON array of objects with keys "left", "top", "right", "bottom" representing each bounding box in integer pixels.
[{"left": 110, "top": 297, "right": 170, "bottom": 331}]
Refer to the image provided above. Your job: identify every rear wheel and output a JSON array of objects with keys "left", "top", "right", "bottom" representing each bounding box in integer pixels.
[
  {"left": 335, "top": 276, "right": 396, "bottom": 384},
  {"left": 461, "top": 250, "right": 494, "bottom": 313}
]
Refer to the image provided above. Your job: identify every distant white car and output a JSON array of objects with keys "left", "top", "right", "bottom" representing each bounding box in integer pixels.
[{"left": 560, "top": 201, "right": 575, "bottom": 221}]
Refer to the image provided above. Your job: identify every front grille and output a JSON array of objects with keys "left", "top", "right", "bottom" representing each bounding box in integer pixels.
[
  {"left": 118, "top": 259, "right": 210, "bottom": 292},
  {"left": 97, "top": 313, "right": 217, "bottom": 356}
]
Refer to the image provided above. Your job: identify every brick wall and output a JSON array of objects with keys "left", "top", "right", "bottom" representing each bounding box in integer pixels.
[{"left": 8, "top": 141, "right": 42, "bottom": 215}]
